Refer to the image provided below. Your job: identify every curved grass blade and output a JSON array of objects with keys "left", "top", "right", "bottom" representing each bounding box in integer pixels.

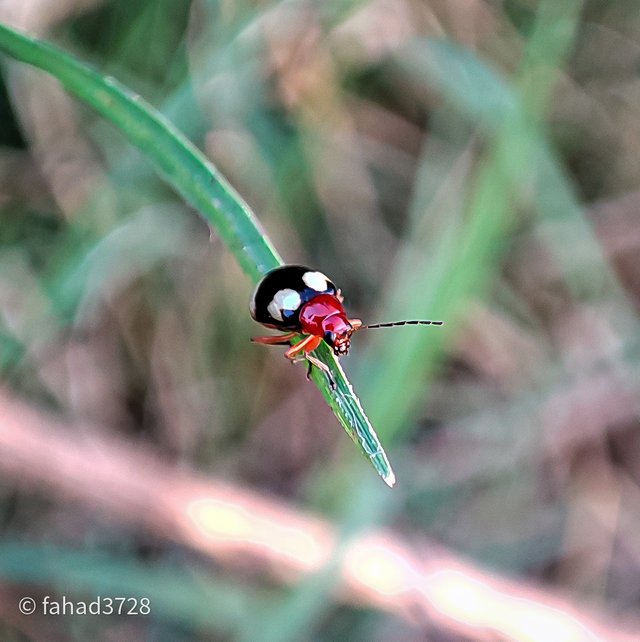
[
  {"left": 0, "top": 22, "right": 394, "bottom": 486},
  {"left": 308, "top": 345, "right": 394, "bottom": 486}
]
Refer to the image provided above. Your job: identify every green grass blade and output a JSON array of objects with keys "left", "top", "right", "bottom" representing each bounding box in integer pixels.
[
  {"left": 0, "top": 23, "right": 394, "bottom": 486},
  {"left": 308, "top": 347, "right": 394, "bottom": 486}
]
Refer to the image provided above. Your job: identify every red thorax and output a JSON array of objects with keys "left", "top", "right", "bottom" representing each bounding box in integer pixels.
[{"left": 299, "top": 294, "right": 354, "bottom": 355}]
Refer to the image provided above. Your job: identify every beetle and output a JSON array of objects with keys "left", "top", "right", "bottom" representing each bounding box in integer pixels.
[{"left": 250, "top": 265, "right": 443, "bottom": 387}]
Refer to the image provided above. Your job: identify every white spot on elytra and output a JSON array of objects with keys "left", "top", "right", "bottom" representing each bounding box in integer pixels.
[
  {"left": 303, "top": 271, "right": 328, "bottom": 292},
  {"left": 268, "top": 288, "right": 301, "bottom": 321}
]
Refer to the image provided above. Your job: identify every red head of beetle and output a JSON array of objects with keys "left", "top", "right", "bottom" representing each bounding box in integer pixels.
[{"left": 298, "top": 293, "right": 361, "bottom": 356}]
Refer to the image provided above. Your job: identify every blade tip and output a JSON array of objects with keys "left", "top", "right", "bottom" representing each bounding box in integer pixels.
[{"left": 384, "top": 470, "right": 396, "bottom": 488}]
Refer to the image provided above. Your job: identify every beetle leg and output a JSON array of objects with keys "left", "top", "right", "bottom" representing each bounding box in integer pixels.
[
  {"left": 304, "top": 353, "right": 336, "bottom": 389},
  {"left": 349, "top": 318, "right": 362, "bottom": 331},
  {"left": 285, "top": 335, "right": 336, "bottom": 389},
  {"left": 284, "top": 334, "right": 322, "bottom": 358},
  {"left": 251, "top": 331, "right": 299, "bottom": 346}
]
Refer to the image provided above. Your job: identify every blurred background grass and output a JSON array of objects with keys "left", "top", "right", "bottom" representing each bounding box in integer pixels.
[{"left": 1, "top": 0, "right": 640, "bottom": 640}]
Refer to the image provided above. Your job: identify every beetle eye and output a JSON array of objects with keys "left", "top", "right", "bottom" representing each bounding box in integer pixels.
[{"left": 323, "top": 331, "right": 336, "bottom": 346}]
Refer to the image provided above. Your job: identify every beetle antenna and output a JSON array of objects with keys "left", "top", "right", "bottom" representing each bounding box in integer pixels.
[{"left": 361, "top": 320, "right": 444, "bottom": 329}]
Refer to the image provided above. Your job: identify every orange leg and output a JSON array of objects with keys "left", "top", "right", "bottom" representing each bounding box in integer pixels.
[
  {"left": 251, "top": 331, "right": 299, "bottom": 346},
  {"left": 350, "top": 318, "right": 362, "bottom": 331},
  {"left": 284, "top": 334, "right": 322, "bottom": 358}
]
